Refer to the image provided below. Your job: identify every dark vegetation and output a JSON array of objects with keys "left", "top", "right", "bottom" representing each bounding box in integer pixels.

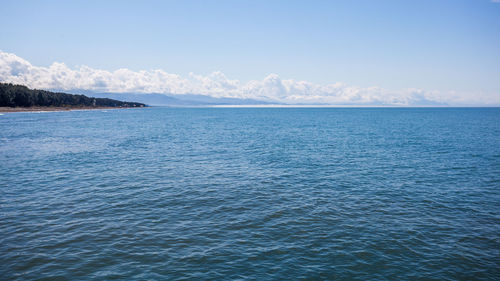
[{"left": 0, "top": 83, "right": 146, "bottom": 108}]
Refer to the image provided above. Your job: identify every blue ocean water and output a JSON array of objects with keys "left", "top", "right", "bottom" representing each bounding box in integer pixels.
[{"left": 0, "top": 107, "right": 499, "bottom": 280}]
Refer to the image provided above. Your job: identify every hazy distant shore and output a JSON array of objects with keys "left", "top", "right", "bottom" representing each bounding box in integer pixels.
[{"left": 0, "top": 106, "right": 138, "bottom": 113}]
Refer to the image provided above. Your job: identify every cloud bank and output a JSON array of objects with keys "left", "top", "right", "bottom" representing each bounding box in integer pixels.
[{"left": 0, "top": 50, "right": 495, "bottom": 105}]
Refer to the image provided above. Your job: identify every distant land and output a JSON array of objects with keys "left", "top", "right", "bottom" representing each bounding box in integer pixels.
[
  {"left": 67, "top": 90, "right": 276, "bottom": 107},
  {"left": 66, "top": 90, "right": 449, "bottom": 107},
  {"left": 0, "top": 83, "right": 146, "bottom": 112}
]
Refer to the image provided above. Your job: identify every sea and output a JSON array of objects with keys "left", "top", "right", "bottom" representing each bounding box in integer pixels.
[{"left": 1, "top": 107, "right": 499, "bottom": 280}]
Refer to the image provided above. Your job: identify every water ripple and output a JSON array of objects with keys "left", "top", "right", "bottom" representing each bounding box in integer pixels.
[{"left": 1, "top": 108, "right": 499, "bottom": 280}]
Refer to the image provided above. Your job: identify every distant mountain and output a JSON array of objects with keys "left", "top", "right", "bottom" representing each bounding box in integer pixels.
[
  {"left": 67, "top": 90, "right": 277, "bottom": 106},
  {"left": 0, "top": 83, "right": 146, "bottom": 108}
]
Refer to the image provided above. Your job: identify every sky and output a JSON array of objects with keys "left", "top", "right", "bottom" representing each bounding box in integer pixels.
[{"left": 1, "top": 0, "right": 499, "bottom": 105}]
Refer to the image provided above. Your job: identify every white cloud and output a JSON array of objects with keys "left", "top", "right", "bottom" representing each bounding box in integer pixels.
[{"left": 0, "top": 50, "right": 496, "bottom": 105}]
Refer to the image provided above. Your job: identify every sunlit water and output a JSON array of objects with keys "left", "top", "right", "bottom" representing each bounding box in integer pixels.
[{"left": 1, "top": 108, "right": 499, "bottom": 280}]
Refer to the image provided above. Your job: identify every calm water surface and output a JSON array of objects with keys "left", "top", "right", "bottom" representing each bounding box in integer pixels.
[{"left": 1, "top": 108, "right": 499, "bottom": 280}]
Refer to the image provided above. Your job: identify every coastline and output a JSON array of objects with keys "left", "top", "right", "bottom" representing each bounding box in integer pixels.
[{"left": 0, "top": 106, "right": 143, "bottom": 113}]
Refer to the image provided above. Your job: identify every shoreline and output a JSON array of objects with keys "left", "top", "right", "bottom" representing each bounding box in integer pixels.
[{"left": 0, "top": 106, "right": 144, "bottom": 113}]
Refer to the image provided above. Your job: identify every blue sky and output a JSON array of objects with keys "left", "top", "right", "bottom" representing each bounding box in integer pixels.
[{"left": 1, "top": 0, "right": 499, "bottom": 105}]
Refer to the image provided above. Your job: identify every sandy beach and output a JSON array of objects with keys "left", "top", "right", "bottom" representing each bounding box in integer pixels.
[{"left": 0, "top": 106, "right": 140, "bottom": 113}]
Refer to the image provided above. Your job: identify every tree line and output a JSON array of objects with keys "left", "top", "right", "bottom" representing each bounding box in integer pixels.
[{"left": 0, "top": 83, "right": 146, "bottom": 108}]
